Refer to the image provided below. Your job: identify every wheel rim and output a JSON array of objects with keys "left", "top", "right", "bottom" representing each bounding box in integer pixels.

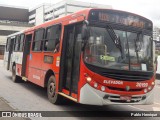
[{"left": 49, "top": 82, "right": 56, "bottom": 97}]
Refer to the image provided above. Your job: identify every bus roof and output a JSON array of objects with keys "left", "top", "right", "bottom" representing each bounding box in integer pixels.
[
  {"left": 24, "top": 8, "right": 152, "bottom": 32},
  {"left": 7, "top": 30, "right": 25, "bottom": 38}
]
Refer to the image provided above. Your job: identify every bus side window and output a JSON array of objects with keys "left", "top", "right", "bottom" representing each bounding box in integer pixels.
[
  {"left": 44, "top": 24, "right": 61, "bottom": 52},
  {"left": 32, "top": 28, "right": 44, "bottom": 51},
  {"left": 19, "top": 34, "right": 24, "bottom": 52},
  {"left": 6, "top": 38, "right": 11, "bottom": 52},
  {"left": 14, "top": 35, "right": 20, "bottom": 52}
]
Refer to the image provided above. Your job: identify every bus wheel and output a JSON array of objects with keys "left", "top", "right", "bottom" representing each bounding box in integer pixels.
[
  {"left": 12, "top": 65, "right": 20, "bottom": 82},
  {"left": 47, "top": 75, "right": 63, "bottom": 104}
]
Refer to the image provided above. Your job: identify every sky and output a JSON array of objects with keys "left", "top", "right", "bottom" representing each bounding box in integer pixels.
[{"left": 0, "top": 0, "right": 159, "bottom": 27}]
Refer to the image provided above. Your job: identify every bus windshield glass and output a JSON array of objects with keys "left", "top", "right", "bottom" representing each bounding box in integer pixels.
[{"left": 84, "top": 26, "right": 153, "bottom": 71}]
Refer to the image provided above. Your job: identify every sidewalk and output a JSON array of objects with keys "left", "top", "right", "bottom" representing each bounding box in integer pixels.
[
  {"left": 0, "top": 97, "right": 30, "bottom": 120},
  {"left": 0, "top": 97, "right": 15, "bottom": 111},
  {"left": 0, "top": 59, "right": 3, "bottom": 67}
]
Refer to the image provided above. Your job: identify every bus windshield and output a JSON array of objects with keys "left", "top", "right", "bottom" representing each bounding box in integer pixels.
[{"left": 84, "top": 26, "right": 153, "bottom": 71}]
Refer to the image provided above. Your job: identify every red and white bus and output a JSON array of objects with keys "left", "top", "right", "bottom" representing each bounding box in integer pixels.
[{"left": 4, "top": 8, "right": 155, "bottom": 105}]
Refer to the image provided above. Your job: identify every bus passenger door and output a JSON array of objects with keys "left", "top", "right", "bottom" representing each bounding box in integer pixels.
[
  {"left": 21, "top": 34, "right": 32, "bottom": 77},
  {"left": 7, "top": 38, "right": 14, "bottom": 70},
  {"left": 60, "top": 23, "right": 83, "bottom": 97}
]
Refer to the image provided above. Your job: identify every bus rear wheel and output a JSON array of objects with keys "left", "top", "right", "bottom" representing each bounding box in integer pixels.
[
  {"left": 47, "top": 75, "right": 64, "bottom": 104},
  {"left": 12, "top": 65, "right": 21, "bottom": 82}
]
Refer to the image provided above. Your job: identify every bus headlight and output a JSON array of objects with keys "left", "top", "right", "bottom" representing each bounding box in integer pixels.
[
  {"left": 94, "top": 83, "right": 98, "bottom": 88},
  {"left": 151, "top": 82, "right": 155, "bottom": 86},
  {"left": 144, "top": 88, "right": 148, "bottom": 93},
  {"left": 86, "top": 77, "right": 92, "bottom": 83},
  {"left": 101, "top": 86, "right": 105, "bottom": 91},
  {"left": 148, "top": 86, "right": 152, "bottom": 90}
]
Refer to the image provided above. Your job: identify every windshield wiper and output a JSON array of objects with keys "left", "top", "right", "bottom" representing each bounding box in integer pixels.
[{"left": 106, "top": 25, "right": 123, "bottom": 58}]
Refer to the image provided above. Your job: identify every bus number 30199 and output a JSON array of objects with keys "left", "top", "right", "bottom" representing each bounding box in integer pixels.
[{"left": 136, "top": 82, "right": 148, "bottom": 88}]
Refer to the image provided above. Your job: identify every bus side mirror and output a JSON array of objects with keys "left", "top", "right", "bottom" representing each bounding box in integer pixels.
[
  {"left": 82, "top": 20, "right": 89, "bottom": 41},
  {"left": 81, "top": 20, "right": 89, "bottom": 51}
]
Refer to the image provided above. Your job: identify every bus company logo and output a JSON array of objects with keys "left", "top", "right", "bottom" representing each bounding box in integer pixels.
[
  {"left": 126, "top": 86, "right": 130, "bottom": 91},
  {"left": 2, "top": 112, "right": 11, "bottom": 117},
  {"left": 33, "top": 75, "right": 40, "bottom": 80},
  {"left": 103, "top": 80, "right": 123, "bottom": 85}
]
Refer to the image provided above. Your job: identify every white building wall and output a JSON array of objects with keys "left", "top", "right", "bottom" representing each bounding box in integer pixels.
[
  {"left": 45, "top": 13, "right": 53, "bottom": 20},
  {"left": 153, "top": 27, "right": 160, "bottom": 41},
  {"left": 0, "top": 25, "right": 29, "bottom": 31},
  {"left": 53, "top": 1, "right": 66, "bottom": 10},
  {"left": 29, "top": 19, "right": 36, "bottom": 24},
  {"left": 66, "top": 0, "right": 90, "bottom": 7},
  {"left": 29, "top": 0, "right": 112, "bottom": 25},
  {"left": 35, "top": 6, "right": 44, "bottom": 25},
  {"left": 54, "top": 8, "right": 66, "bottom": 17},
  {"left": 0, "top": 36, "right": 6, "bottom": 45},
  {"left": 29, "top": 14, "right": 36, "bottom": 20},
  {"left": 67, "top": 6, "right": 87, "bottom": 13},
  {"left": 58, "top": 14, "right": 66, "bottom": 18}
]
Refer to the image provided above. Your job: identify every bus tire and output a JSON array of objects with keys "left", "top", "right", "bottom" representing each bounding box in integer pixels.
[
  {"left": 12, "top": 65, "right": 21, "bottom": 83},
  {"left": 47, "top": 75, "right": 64, "bottom": 104}
]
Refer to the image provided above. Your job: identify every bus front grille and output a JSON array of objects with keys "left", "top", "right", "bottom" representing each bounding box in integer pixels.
[{"left": 103, "top": 95, "right": 146, "bottom": 103}]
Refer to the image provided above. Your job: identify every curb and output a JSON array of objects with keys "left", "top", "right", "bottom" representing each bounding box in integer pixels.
[{"left": 0, "top": 97, "right": 31, "bottom": 120}]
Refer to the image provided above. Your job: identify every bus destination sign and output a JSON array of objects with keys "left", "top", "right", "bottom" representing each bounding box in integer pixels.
[
  {"left": 99, "top": 12, "right": 145, "bottom": 28},
  {"left": 89, "top": 10, "right": 152, "bottom": 30}
]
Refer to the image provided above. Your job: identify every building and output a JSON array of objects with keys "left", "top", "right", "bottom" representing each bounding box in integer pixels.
[
  {"left": 153, "top": 27, "right": 160, "bottom": 56},
  {"left": 0, "top": 5, "right": 33, "bottom": 45},
  {"left": 0, "top": 5, "right": 33, "bottom": 58},
  {"left": 153, "top": 26, "right": 160, "bottom": 41},
  {"left": 29, "top": 0, "right": 112, "bottom": 25}
]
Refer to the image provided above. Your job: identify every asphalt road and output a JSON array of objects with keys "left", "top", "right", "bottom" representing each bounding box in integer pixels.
[{"left": 0, "top": 60, "right": 160, "bottom": 120}]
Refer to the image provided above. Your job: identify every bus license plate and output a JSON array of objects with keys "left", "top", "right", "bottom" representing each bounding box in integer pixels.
[{"left": 120, "top": 96, "right": 131, "bottom": 101}]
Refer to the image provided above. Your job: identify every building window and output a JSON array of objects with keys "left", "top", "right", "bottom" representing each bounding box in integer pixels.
[
  {"left": 32, "top": 28, "right": 44, "bottom": 51},
  {"left": 44, "top": 24, "right": 61, "bottom": 52}
]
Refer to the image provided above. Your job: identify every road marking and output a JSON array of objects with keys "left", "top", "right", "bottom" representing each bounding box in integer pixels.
[
  {"left": 154, "top": 102, "right": 160, "bottom": 105},
  {"left": 153, "top": 107, "right": 160, "bottom": 111},
  {"left": 128, "top": 105, "right": 146, "bottom": 111}
]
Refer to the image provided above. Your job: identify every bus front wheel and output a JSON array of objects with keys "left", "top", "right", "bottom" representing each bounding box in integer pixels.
[{"left": 47, "top": 75, "right": 64, "bottom": 104}]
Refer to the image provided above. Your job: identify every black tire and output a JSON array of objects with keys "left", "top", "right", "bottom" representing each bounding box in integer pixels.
[
  {"left": 12, "top": 65, "right": 21, "bottom": 83},
  {"left": 47, "top": 75, "right": 64, "bottom": 104}
]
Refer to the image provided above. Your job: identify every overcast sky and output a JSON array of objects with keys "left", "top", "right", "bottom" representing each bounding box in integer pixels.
[{"left": 0, "top": 0, "right": 159, "bottom": 27}]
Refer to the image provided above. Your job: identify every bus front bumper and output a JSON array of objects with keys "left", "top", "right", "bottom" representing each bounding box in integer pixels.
[{"left": 79, "top": 84, "right": 154, "bottom": 105}]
